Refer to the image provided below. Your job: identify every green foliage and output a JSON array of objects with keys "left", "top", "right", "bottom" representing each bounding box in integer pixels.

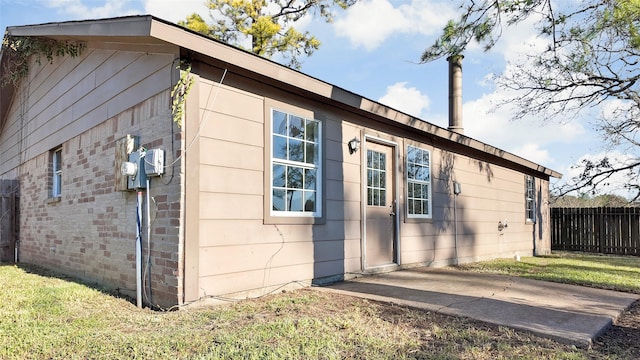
[
  {"left": 170, "top": 61, "right": 193, "bottom": 128},
  {"left": 423, "top": 1, "right": 640, "bottom": 200},
  {"left": 421, "top": 0, "right": 543, "bottom": 61},
  {"left": 1, "top": 34, "right": 85, "bottom": 86},
  {"left": 551, "top": 193, "right": 634, "bottom": 207},
  {"left": 610, "top": 0, "right": 640, "bottom": 48},
  {"left": 178, "top": 0, "right": 355, "bottom": 69},
  {"left": 178, "top": 13, "right": 215, "bottom": 37}
]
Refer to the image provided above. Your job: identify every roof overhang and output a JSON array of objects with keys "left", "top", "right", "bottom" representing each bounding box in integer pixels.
[{"left": 0, "top": 15, "right": 562, "bottom": 179}]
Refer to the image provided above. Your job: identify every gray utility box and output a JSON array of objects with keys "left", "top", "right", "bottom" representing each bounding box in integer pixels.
[
  {"left": 144, "top": 149, "right": 165, "bottom": 177},
  {"left": 127, "top": 151, "right": 147, "bottom": 189}
]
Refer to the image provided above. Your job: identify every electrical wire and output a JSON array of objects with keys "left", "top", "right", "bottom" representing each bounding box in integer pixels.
[
  {"left": 170, "top": 280, "right": 311, "bottom": 310},
  {"left": 136, "top": 62, "right": 228, "bottom": 310},
  {"left": 142, "top": 178, "right": 168, "bottom": 311},
  {"left": 146, "top": 63, "right": 228, "bottom": 184},
  {"left": 261, "top": 224, "right": 286, "bottom": 295},
  {"left": 161, "top": 57, "right": 182, "bottom": 186},
  {"left": 161, "top": 67, "right": 228, "bottom": 169}
]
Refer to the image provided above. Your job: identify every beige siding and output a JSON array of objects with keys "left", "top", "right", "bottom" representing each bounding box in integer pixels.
[
  {"left": 199, "top": 193, "right": 263, "bottom": 220},
  {"left": 0, "top": 47, "right": 176, "bottom": 171},
  {"left": 2, "top": 17, "right": 557, "bottom": 307},
  {"left": 199, "top": 137, "right": 263, "bottom": 170},
  {"left": 190, "top": 61, "right": 553, "bottom": 300},
  {"left": 0, "top": 92, "right": 25, "bottom": 178},
  {"left": 194, "top": 78, "right": 365, "bottom": 299},
  {"left": 1, "top": 47, "right": 174, "bottom": 177},
  {"left": 399, "top": 146, "right": 540, "bottom": 266},
  {"left": 200, "top": 166, "right": 262, "bottom": 194}
]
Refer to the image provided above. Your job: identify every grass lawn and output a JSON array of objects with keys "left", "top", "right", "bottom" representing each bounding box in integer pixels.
[
  {"left": 456, "top": 251, "right": 640, "bottom": 294},
  {"left": 1, "top": 252, "right": 639, "bottom": 359}
]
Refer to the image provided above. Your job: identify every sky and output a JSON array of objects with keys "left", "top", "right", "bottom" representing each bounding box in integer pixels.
[{"left": 0, "top": 0, "right": 633, "bottom": 197}]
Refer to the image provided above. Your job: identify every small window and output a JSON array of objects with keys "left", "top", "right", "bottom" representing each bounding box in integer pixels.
[
  {"left": 51, "top": 147, "right": 62, "bottom": 198},
  {"left": 366, "top": 150, "right": 387, "bottom": 207},
  {"left": 525, "top": 175, "right": 535, "bottom": 222},
  {"left": 406, "top": 145, "right": 432, "bottom": 218},
  {"left": 271, "top": 109, "right": 321, "bottom": 217}
]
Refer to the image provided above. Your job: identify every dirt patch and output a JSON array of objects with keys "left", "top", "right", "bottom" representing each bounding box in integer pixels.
[{"left": 593, "top": 300, "right": 640, "bottom": 358}]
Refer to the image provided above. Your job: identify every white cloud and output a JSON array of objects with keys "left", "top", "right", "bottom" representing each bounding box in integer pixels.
[
  {"left": 490, "top": 13, "right": 547, "bottom": 61},
  {"left": 561, "top": 151, "right": 638, "bottom": 198},
  {"left": 378, "top": 82, "right": 430, "bottom": 118},
  {"left": 41, "top": 0, "right": 210, "bottom": 23},
  {"left": 511, "top": 143, "right": 551, "bottom": 166},
  {"left": 461, "top": 90, "right": 586, "bottom": 167},
  {"left": 45, "top": 0, "right": 138, "bottom": 18},
  {"left": 334, "top": 0, "right": 406, "bottom": 50},
  {"left": 143, "top": 0, "right": 209, "bottom": 23},
  {"left": 334, "top": 0, "right": 455, "bottom": 50}
]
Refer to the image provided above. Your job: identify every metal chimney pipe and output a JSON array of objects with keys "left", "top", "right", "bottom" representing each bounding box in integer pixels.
[{"left": 448, "top": 55, "right": 464, "bottom": 134}]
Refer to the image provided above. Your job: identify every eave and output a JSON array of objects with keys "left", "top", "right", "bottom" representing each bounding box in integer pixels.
[{"left": 1, "top": 15, "right": 562, "bottom": 179}]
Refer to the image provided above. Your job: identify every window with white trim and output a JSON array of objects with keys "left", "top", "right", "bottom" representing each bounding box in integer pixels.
[
  {"left": 406, "top": 145, "right": 432, "bottom": 218},
  {"left": 271, "top": 109, "right": 321, "bottom": 216},
  {"left": 525, "top": 175, "right": 535, "bottom": 222},
  {"left": 51, "top": 147, "right": 62, "bottom": 198}
]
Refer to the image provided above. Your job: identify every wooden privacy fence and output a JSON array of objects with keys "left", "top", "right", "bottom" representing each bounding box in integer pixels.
[
  {"left": 551, "top": 207, "right": 640, "bottom": 255},
  {"left": 0, "top": 179, "right": 19, "bottom": 263}
]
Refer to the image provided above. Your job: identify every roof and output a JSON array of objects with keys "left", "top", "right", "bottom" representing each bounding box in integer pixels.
[{"left": 1, "top": 15, "right": 561, "bottom": 179}]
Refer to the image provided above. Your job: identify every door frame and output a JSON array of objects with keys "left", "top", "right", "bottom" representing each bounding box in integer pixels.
[{"left": 361, "top": 134, "right": 401, "bottom": 270}]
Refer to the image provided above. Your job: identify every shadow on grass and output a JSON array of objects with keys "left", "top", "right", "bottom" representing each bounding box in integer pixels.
[
  {"left": 519, "top": 272, "right": 640, "bottom": 294},
  {"left": 541, "top": 252, "right": 640, "bottom": 268},
  {"left": 1, "top": 263, "right": 137, "bottom": 305},
  {"left": 459, "top": 252, "right": 640, "bottom": 294}
]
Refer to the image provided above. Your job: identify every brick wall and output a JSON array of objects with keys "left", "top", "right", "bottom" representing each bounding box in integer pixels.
[{"left": 18, "top": 91, "right": 184, "bottom": 308}]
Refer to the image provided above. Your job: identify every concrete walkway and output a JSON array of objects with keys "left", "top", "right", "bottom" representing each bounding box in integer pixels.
[{"left": 319, "top": 268, "right": 639, "bottom": 347}]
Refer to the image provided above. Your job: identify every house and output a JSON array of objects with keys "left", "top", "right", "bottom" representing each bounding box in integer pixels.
[{"left": 0, "top": 15, "right": 561, "bottom": 308}]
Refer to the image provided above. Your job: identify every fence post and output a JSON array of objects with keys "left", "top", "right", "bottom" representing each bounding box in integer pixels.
[
  {"left": 0, "top": 179, "right": 18, "bottom": 263},
  {"left": 633, "top": 207, "right": 640, "bottom": 256}
]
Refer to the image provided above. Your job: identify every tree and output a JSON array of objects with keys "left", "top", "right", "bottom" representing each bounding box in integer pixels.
[
  {"left": 421, "top": 0, "right": 640, "bottom": 201},
  {"left": 178, "top": 0, "right": 355, "bottom": 69},
  {"left": 551, "top": 193, "right": 633, "bottom": 208}
]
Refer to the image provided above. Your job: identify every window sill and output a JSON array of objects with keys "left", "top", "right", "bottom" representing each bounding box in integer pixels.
[
  {"left": 404, "top": 216, "right": 433, "bottom": 224},
  {"left": 264, "top": 214, "right": 326, "bottom": 225},
  {"left": 46, "top": 196, "right": 61, "bottom": 204}
]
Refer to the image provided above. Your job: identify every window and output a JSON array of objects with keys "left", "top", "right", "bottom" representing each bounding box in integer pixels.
[
  {"left": 367, "top": 150, "right": 386, "bottom": 207},
  {"left": 406, "top": 145, "right": 432, "bottom": 218},
  {"left": 271, "top": 109, "right": 321, "bottom": 216},
  {"left": 525, "top": 175, "right": 535, "bottom": 222},
  {"left": 51, "top": 147, "right": 62, "bottom": 198}
]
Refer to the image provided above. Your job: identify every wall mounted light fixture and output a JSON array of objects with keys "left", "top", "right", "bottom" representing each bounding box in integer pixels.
[{"left": 348, "top": 137, "right": 360, "bottom": 154}]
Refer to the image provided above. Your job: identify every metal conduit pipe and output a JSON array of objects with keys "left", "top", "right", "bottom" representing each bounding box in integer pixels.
[{"left": 136, "top": 190, "right": 143, "bottom": 308}]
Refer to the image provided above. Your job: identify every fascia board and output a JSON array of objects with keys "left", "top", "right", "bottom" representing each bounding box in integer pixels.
[
  {"left": 2, "top": 15, "right": 562, "bottom": 179},
  {"left": 148, "top": 18, "right": 334, "bottom": 99},
  {"left": 6, "top": 15, "right": 154, "bottom": 38}
]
